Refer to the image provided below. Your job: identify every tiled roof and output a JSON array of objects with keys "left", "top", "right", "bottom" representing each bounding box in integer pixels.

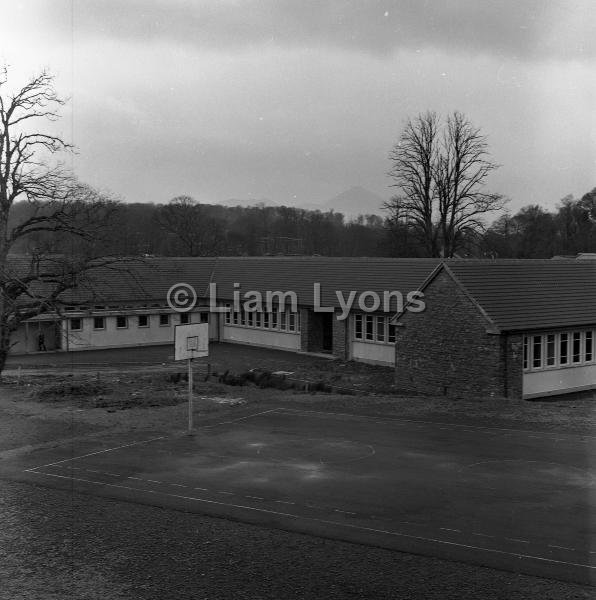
[
  {"left": 445, "top": 259, "right": 596, "bottom": 331},
  {"left": 60, "top": 258, "right": 218, "bottom": 303},
  {"left": 210, "top": 257, "right": 439, "bottom": 310}
]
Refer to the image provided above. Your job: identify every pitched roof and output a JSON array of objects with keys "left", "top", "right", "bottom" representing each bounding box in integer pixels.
[
  {"left": 444, "top": 259, "right": 596, "bottom": 331},
  {"left": 210, "top": 257, "right": 439, "bottom": 309},
  {"left": 6, "top": 256, "right": 438, "bottom": 310}
]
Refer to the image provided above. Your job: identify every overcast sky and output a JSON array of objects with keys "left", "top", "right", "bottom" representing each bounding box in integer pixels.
[{"left": 2, "top": 0, "right": 595, "bottom": 213}]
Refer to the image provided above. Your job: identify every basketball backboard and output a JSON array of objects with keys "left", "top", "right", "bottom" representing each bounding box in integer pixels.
[{"left": 174, "top": 323, "right": 209, "bottom": 360}]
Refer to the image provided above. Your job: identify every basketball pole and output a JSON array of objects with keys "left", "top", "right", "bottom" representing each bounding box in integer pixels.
[{"left": 187, "top": 356, "right": 193, "bottom": 435}]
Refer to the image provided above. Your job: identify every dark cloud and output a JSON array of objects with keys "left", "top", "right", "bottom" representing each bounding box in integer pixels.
[{"left": 63, "top": 0, "right": 594, "bottom": 61}]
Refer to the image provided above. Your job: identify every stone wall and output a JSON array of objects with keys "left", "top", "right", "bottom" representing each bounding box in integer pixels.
[{"left": 394, "top": 270, "right": 520, "bottom": 398}]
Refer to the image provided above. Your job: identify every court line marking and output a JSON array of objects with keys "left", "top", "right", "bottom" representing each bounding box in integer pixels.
[
  {"left": 27, "top": 469, "right": 596, "bottom": 572},
  {"left": 24, "top": 436, "right": 166, "bottom": 471},
  {"left": 24, "top": 409, "right": 278, "bottom": 473},
  {"left": 200, "top": 409, "right": 279, "bottom": 429},
  {"left": 275, "top": 408, "right": 596, "bottom": 441}
]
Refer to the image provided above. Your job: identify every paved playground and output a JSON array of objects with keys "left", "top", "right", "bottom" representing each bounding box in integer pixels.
[{"left": 12, "top": 406, "right": 596, "bottom": 586}]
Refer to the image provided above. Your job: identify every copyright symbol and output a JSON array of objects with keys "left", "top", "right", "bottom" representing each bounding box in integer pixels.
[{"left": 167, "top": 283, "right": 197, "bottom": 312}]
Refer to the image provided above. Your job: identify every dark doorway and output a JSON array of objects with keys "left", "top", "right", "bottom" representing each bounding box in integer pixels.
[{"left": 322, "top": 313, "right": 333, "bottom": 353}]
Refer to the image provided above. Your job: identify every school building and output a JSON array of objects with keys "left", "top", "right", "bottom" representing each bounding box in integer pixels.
[{"left": 8, "top": 256, "right": 596, "bottom": 400}]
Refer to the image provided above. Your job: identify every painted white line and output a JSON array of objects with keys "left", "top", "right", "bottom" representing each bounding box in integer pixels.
[
  {"left": 27, "top": 470, "right": 596, "bottom": 572},
  {"left": 274, "top": 500, "right": 295, "bottom": 505},
  {"left": 24, "top": 436, "right": 166, "bottom": 471},
  {"left": 549, "top": 545, "right": 576, "bottom": 551},
  {"left": 201, "top": 409, "right": 279, "bottom": 429},
  {"left": 506, "top": 538, "right": 530, "bottom": 544},
  {"left": 334, "top": 509, "right": 356, "bottom": 515},
  {"left": 194, "top": 487, "right": 209, "bottom": 491},
  {"left": 246, "top": 495, "right": 264, "bottom": 500},
  {"left": 145, "top": 479, "right": 163, "bottom": 484},
  {"left": 217, "top": 491, "right": 234, "bottom": 495},
  {"left": 440, "top": 528, "right": 461, "bottom": 533},
  {"left": 472, "top": 533, "right": 495, "bottom": 538},
  {"left": 276, "top": 408, "right": 596, "bottom": 440},
  {"left": 169, "top": 483, "right": 188, "bottom": 488}
]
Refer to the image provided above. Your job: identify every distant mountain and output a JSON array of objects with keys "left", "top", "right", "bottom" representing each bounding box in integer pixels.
[{"left": 323, "top": 186, "right": 386, "bottom": 218}]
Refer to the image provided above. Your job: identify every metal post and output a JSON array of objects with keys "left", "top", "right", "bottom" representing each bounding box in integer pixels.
[{"left": 188, "top": 357, "right": 193, "bottom": 435}]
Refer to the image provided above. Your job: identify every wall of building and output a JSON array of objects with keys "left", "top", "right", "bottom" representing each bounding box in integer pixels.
[
  {"left": 222, "top": 325, "right": 301, "bottom": 351},
  {"left": 352, "top": 341, "right": 395, "bottom": 365},
  {"left": 523, "top": 363, "right": 596, "bottom": 398},
  {"left": 64, "top": 313, "right": 181, "bottom": 351},
  {"left": 332, "top": 312, "right": 348, "bottom": 359},
  {"left": 395, "top": 270, "right": 509, "bottom": 398}
]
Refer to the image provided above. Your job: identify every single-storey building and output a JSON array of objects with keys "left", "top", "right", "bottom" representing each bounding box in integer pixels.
[
  {"left": 6, "top": 256, "right": 595, "bottom": 400},
  {"left": 393, "top": 259, "right": 596, "bottom": 399}
]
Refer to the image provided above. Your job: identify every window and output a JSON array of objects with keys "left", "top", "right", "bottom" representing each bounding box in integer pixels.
[
  {"left": 289, "top": 312, "right": 296, "bottom": 332},
  {"left": 159, "top": 314, "right": 170, "bottom": 326},
  {"left": 523, "top": 336, "right": 528, "bottom": 370},
  {"left": 138, "top": 315, "right": 149, "bottom": 328},
  {"left": 70, "top": 318, "right": 82, "bottom": 331},
  {"left": 116, "top": 316, "right": 127, "bottom": 329},
  {"left": 295, "top": 312, "right": 301, "bottom": 332},
  {"left": 376, "top": 316, "right": 385, "bottom": 342},
  {"left": 247, "top": 311, "right": 254, "bottom": 327},
  {"left": 572, "top": 332, "right": 582, "bottom": 363},
  {"left": 199, "top": 312, "right": 209, "bottom": 324},
  {"left": 532, "top": 335, "right": 542, "bottom": 368},
  {"left": 546, "top": 334, "right": 555, "bottom": 366},
  {"left": 365, "top": 315, "right": 374, "bottom": 341},
  {"left": 180, "top": 313, "right": 190, "bottom": 325},
  {"left": 388, "top": 324, "right": 396, "bottom": 344},
  {"left": 560, "top": 333, "right": 568, "bottom": 365},
  {"left": 93, "top": 316, "right": 105, "bottom": 330},
  {"left": 354, "top": 314, "right": 363, "bottom": 340},
  {"left": 233, "top": 311, "right": 239, "bottom": 325},
  {"left": 523, "top": 330, "right": 596, "bottom": 372},
  {"left": 272, "top": 311, "right": 278, "bottom": 329},
  {"left": 240, "top": 311, "right": 246, "bottom": 326},
  {"left": 263, "top": 312, "right": 270, "bottom": 328},
  {"left": 586, "top": 331, "right": 593, "bottom": 362},
  {"left": 255, "top": 312, "right": 262, "bottom": 328},
  {"left": 225, "top": 304, "right": 231, "bottom": 325},
  {"left": 280, "top": 312, "right": 287, "bottom": 331}
]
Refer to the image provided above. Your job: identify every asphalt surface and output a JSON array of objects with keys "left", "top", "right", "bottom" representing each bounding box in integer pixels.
[
  {"left": 9, "top": 407, "right": 596, "bottom": 587},
  {"left": 5, "top": 479, "right": 594, "bottom": 600}
]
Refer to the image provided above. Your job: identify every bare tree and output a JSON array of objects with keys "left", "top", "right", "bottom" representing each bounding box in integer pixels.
[
  {"left": 385, "top": 111, "right": 505, "bottom": 257},
  {"left": 385, "top": 111, "right": 440, "bottom": 256},
  {"left": 0, "top": 67, "right": 121, "bottom": 375}
]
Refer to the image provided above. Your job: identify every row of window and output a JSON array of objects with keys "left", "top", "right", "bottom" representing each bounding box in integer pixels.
[
  {"left": 69, "top": 313, "right": 204, "bottom": 331},
  {"left": 354, "top": 314, "right": 397, "bottom": 344},
  {"left": 523, "top": 330, "right": 595, "bottom": 371},
  {"left": 224, "top": 308, "right": 301, "bottom": 333}
]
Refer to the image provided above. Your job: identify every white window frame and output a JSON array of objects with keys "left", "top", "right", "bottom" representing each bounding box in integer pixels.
[{"left": 523, "top": 329, "right": 596, "bottom": 372}]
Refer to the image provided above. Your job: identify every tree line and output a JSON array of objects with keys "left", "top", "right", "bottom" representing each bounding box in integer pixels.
[{"left": 10, "top": 189, "right": 595, "bottom": 259}]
